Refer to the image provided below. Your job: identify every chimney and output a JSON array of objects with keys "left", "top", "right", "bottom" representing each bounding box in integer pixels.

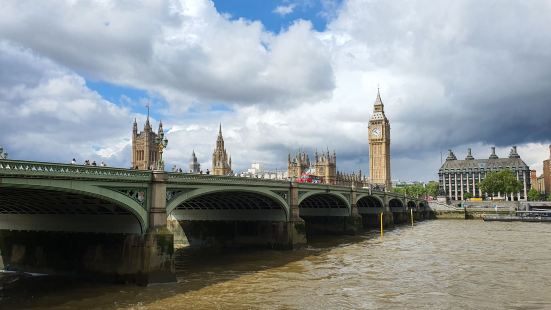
[
  {"left": 509, "top": 146, "right": 520, "bottom": 159},
  {"left": 465, "top": 148, "right": 474, "bottom": 160},
  {"left": 489, "top": 146, "right": 498, "bottom": 159}
]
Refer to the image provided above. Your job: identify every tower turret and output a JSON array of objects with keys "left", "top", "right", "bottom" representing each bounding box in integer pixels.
[
  {"left": 465, "top": 148, "right": 474, "bottom": 160},
  {"left": 368, "top": 88, "right": 391, "bottom": 190},
  {"left": 212, "top": 124, "right": 232, "bottom": 175},
  {"left": 489, "top": 147, "right": 499, "bottom": 159}
]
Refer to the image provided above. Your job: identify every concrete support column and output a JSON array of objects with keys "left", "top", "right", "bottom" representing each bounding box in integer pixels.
[
  {"left": 442, "top": 174, "right": 447, "bottom": 198},
  {"left": 460, "top": 173, "right": 464, "bottom": 200},
  {"left": 149, "top": 170, "right": 168, "bottom": 229},
  {"left": 288, "top": 183, "right": 307, "bottom": 247},
  {"left": 350, "top": 185, "right": 359, "bottom": 216},
  {"left": 138, "top": 170, "right": 176, "bottom": 284},
  {"left": 478, "top": 174, "right": 482, "bottom": 197},
  {"left": 454, "top": 174, "right": 458, "bottom": 200},
  {"left": 448, "top": 173, "right": 452, "bottom": 201},
  {"left": 472, "top": 173, "right": 476, "bottom": 197},
  {"left": 523, "top": 171, "right": 528, "bottom": 201},
  {"left": 466, "top": 173, "right": 469, "bottom": 196}
]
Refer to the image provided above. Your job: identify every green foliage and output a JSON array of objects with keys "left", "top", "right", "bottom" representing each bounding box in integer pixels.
[
  {"left": 425, "top": 181, "right": 439, "bottom": 197},
  {"left": 548, "top": 194, "right": 551, "bottom": 202},
  {"left": 463, "top": 192, "right": 473, "bottom": 200},
  {"left": 393, "top": 183, "right": 427, "bottom": 198},
  {"left": 527, "top": 188, "right": 541, "bottom": 201},
  {"left": 479, "top": 170, "right": 523, "bottom": 199},
  {"left": 393, "top": 187, "right": 406, "bottom": 195}
]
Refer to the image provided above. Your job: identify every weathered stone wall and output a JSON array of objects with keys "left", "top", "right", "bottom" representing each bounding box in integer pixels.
[
  {"left": 167, "top": 217, "right": 189, "bottom": 249},
  {"left": 179, "top": 220, "right": 306, "bottom": 250},
  {"left": 301, "top": 215, "right": 362, "bottom": 235},
  {"left": 0, "top": 230, "right": 175, "bottom": 285}
]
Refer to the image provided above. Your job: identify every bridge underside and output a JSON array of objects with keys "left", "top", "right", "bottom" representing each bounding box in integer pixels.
[
  {"left": 357, "top": 196, "right": 391, "bottom": 228},
  {"left": 299, "top": 193, "right": 360, "bottom": 235},
  {"left": 171, "top": 191, "right": 286, "bottom": 221},
  {"left": 0, "top": 187, "right": 174, "bottom": 285},
  {"left": 171, "top": 191, "right": 303, "bottom": 249},
  {"left": 0, "top": 187, "right": 142, "bottom": 233}
]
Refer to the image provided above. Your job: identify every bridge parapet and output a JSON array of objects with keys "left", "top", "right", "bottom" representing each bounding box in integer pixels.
[
  {"left": 0, "top": 159, "right": 151, "bottom": 181},
  {"left": 167, "top": 173, "right": 289, "bottom": 187}
]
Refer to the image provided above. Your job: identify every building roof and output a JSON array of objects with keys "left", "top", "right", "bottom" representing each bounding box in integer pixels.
[{"left": 439, "top": 157, "right": 529, "bottom": 172}]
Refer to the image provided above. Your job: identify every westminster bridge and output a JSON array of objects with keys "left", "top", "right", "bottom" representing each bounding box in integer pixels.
[{"left": 0, "top": 159, "right": 430, "bottom": 284}]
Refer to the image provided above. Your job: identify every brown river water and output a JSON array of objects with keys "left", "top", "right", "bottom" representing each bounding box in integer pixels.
[{"left": 1, "top": 220, "right": 551, "bottom": 309}]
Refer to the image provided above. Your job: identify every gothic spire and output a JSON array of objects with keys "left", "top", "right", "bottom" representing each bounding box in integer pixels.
[
  {"left": 144, "top": 103, "right": 151, "bottom": 130},
  {"left": 158, "top": 120, "right": 163, "bottom": 134},
  {"left": 374, "top": 87, "right": 384, "bottom": 106}
]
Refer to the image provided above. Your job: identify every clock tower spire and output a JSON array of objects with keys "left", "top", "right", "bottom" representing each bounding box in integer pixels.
[{"left": 368, "top": 88, "right": 391, "bottom": 190}]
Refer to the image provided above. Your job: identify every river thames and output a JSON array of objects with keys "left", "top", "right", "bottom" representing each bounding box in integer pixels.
[{"left": 2, "top": 220, "right": 551, "bottom": 309}]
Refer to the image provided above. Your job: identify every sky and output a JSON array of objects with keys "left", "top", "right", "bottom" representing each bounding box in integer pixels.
[{"left": 0, "top": 0, "right": 550, "bottom": 182}]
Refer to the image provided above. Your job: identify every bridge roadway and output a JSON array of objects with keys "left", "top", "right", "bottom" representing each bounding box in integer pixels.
[{"left": 0, "top": 159, "right": 431, "bottom": 285}]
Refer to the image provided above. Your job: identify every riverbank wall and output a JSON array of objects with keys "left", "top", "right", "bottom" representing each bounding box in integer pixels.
[{"left": 429, "top": 201, "right": 518, "bottom": 220}]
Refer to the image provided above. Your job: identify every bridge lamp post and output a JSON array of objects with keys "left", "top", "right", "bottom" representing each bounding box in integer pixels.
[
  {"left": 155, "top": 133, "right": 168, "bottom": 171},
  {"left": 0, "top": 146, "right": 7, "bottom": 160}
]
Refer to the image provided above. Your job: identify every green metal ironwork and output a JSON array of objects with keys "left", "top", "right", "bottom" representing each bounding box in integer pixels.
[{"left": 0, "top": 159, "right": 151, "bottom": 181}]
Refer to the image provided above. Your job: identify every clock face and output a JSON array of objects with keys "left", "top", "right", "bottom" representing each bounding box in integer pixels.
[{"left": 372, "top": 127, "right": 381, "bottom": 138}]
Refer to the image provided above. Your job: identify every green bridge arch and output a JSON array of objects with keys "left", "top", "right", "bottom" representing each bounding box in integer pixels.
[
  {"left": 166, "top": 186, "right": 291, "bottom": 220},
  {"left": 0, "top": 179, "right": 148, "bottom": 233}
]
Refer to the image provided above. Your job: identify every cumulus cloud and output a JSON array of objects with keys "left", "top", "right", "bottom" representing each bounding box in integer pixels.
[
  {"left": 273, "top": 4, "right": 296, "bottom": 16},
  {"left": 0, "top": 0, "right": 335, "bottom": 111},
  {"left": 0, "top": 42, "right": 135, "bottom": 166},
  {"left": 1, "top": 0, "right": 550, "bottom": 182}
]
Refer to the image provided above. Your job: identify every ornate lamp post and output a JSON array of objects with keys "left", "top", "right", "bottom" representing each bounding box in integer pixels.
[
  {"left": 155, "top": 132, "right": 168, "bottom": 171},
  {"left": 0, "top": 146, "right": 7, "bottom": 160}
]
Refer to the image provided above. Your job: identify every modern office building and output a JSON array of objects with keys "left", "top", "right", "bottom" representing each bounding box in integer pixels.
[{"left": 438, "top": 146, "right": 531, "bottom": 201}]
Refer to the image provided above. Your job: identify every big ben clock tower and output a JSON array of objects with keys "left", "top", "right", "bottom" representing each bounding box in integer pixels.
[{"left": 368, "top": 88, "right": 391, "bottom": 190}]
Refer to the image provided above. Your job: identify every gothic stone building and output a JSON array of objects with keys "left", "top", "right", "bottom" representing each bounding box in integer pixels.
[
  {"left": 212, "top": 124, "right": 232, "bottom": 175},
  {"left": 438, "top": 147, "right": 531, "bottom": 201},
  {"left": 287, "top": 150, "right": 337, "bottom": 184},
  {"left": 132, "top": 118, "right": 163, "bottom": 170},
  {"left": 368, "top": 89, "right": 391, "bottom": 190},
  {"left": 189, "top": 150, "right": 200, "bottom": 173},
  {"left": 288, "top": 151, "right": 310, "bottom": 180}
]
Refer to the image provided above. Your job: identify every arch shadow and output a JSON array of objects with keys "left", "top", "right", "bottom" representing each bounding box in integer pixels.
[
  {"left": 169, "top": 189, "right": 289, "bottom": 222},
  {"left": 0, "top": 186, "right": 145, "bottom": 233}
]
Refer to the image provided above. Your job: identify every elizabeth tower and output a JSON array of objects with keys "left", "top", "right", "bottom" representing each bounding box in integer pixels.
[{"left": 368, "top": 89, "right": 391, "bottom": 190}]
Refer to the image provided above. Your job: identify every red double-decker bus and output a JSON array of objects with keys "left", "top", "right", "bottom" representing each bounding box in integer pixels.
[{"left": 295, "top": 172, "right": 322, "bottom": 184}]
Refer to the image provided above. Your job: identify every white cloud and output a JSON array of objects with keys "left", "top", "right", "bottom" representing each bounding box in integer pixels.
[
  {"left": 0, "top": 41, "right": 135, "bottom": 167},
  {"left": 0, "top": 0, "right": 335, "bottom": 112},
  {"left": 1, "top": 0, "right": 550, "bottom": 182},
  {"left": 273, "top": 4, "right": 296, "bottom": 16}
]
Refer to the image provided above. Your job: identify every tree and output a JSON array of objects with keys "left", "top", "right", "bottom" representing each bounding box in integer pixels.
[
  {"left": 548, "top": 194, "right": 551, "bottom": 202},
  {"left": 479, "top": 170, "right": 523, "bottom": 200},
  {"left": 463, "top": 192, "right": 473, "bottom": 200},
  {"left": 527, "top": 188, "right": 541, "bottom": 201},
  {"left": 426, "top": 181, "right": 439, "bottom": 198},
  {"left": 392, "top": 184, "right": 427, "bottom": 198}
]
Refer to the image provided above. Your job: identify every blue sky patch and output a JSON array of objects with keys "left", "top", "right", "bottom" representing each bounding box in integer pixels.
[
  {"left": 86, "top": 80, "right": 168, "bottom": 120},
  {"left": 212, "top": 0, "right": 343, "bottom": 32}
]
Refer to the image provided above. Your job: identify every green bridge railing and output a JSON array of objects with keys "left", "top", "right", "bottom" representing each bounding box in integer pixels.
[{"left": 0, "top": 159, "right": 152, "bottom": 181}]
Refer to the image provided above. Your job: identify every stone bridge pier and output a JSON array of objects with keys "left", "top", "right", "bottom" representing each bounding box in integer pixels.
[
  {"left": 296, "top": 184, "right": 362, "bottom": 236},
  {"left": 0, "top": 162, "right": 176, "bottom": 285}
]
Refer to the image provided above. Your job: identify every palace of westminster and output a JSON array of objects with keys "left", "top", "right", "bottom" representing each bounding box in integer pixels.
[
  {"left": 131, "top": 90, "right": 393, "bottom": 190},
  {"left": 130, "top": 89, "right": 550, "bottom": 200}
]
